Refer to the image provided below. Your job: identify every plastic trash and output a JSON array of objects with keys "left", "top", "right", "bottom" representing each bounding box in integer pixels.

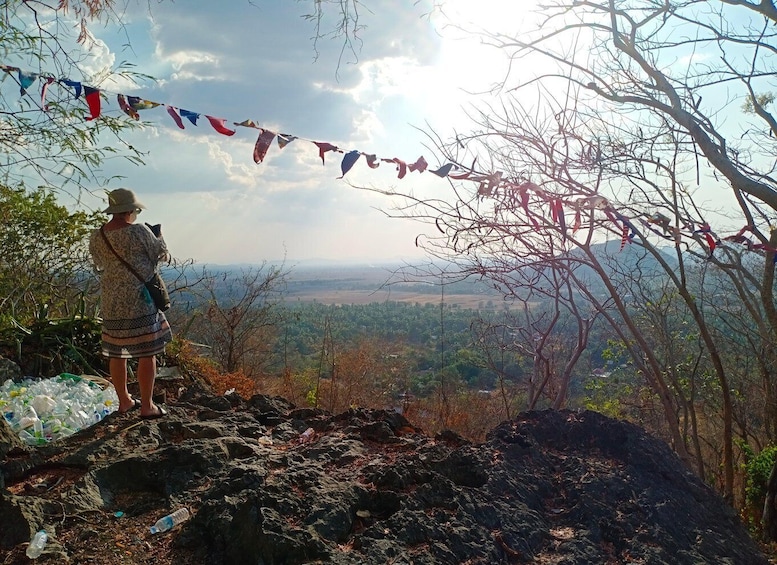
[
  {"left": 26, "top": 530, "right": 47, "bottom": 559},
  {"left": 149, "top": 507, "right": 190, "bottom": 534},
  {"left": 31, "top": 395, "right": 56, "bottom": 414},
  {"left": 0, "top": 376, "right": 118, "bottom": 445},
  {"left": 299, "top": 427, "right": 315, "bottom": 443}
]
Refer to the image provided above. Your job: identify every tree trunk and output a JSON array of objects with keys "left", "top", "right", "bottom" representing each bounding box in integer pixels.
[{"left": 762, "top": 460, "right": 777, "bottom": 541}]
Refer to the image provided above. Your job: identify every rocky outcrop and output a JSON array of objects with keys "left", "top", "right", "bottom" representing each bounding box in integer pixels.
[
  {"left": 0, "top": 357, "right": 22, "bottom": 382},
  {"left": 0, "top": 382, "right": 769, "bottom": 564}
]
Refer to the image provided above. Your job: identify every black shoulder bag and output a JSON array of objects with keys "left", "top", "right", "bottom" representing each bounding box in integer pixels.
[{"left": 99, "top": 226, "right": 171, "bottom": 312}]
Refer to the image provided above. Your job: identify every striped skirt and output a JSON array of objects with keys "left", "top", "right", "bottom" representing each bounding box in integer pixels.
[{"left": 101, "top": 312, "right": 173, "bottom": 359}]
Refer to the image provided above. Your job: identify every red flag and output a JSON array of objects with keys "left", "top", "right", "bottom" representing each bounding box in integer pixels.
[
  {"left": 408, "top": 156, "right": 428, "bottom": 173},
  {"left": 314, "top": 142, "right": 339, "bottom": 164},
  {"left": 517, "top": 184, "right": 539, "bottom": 228},
  {"left": 620, "top": 223, "right": 630, "bottom": 251},
  {"left": 206, "top": 115, "right": 236, "bottom": 136},
  {"left": 555, "top": 199, "right": 566, "bottom": 235},
  {"left": 384, "top": 158, "right": 408, "bottom": 179},
  {"left": 364, "top": 154, "right": 381, "bottom": 169},
  {"left": 704, "top": 232, "right": 716, "bottom": 255},
  {"left": 84, "top": 86, "right": 101, "bottom": 121},
  {"left": 166, "top": 106, "right": 185, "bottom": 129},
  {"left": 253, "top": 129, "right": 276, "bottom": 163}
]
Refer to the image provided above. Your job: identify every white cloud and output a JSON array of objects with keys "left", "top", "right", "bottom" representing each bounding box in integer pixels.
[{"left": 54, "top": 0, "right": 527, "bottom": 264}]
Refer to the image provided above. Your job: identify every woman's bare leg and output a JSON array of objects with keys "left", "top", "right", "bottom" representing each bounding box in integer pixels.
[
  {"left": 109, "top": 357, "right": 135, "bottom": 412},
  {"left": 137, "top": 356, "right": 159, "bottom": 415}
]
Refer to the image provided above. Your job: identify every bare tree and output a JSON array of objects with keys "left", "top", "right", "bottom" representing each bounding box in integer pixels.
[
  {"left": 181, "top": 263, "right": 289, "bottom": 378},
  {"left": 358, "top": 0, "right": 777, "bottom": 510}
]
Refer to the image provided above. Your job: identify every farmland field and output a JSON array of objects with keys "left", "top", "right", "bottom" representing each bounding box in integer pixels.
[{"left": 283, "top": 261, "right": 504, "bottom": 309}]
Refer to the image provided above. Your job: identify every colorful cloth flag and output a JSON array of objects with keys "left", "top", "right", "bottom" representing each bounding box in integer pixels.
[
  {"left": 430, "top": 163, "right": 455, "bottom": 177},
  {"left": 516, "top": 184, "right": 540, "bottom": 228},
  {"left": 117, "top": 94, "right": 139, "bottom": 120},
  {"left": 384, "top": 158, "right": 408, "bottom": 179},
  {"left": 253, "top": 129, "right": 276, "bottom": 163},
  {"left": 613, "top": 212, "right": 635, "bottom": 251},
  {"left": 84, "top": 86, "right": 101, "bottom": 121},
  {"left": 277, "top": 133, "right": 297, "bottom": 149},
  {"left": 339, "top": 150, "right": 361, "bottom": 178},
  {"left": 128, "top": 96, "right": 160, "bottom": 112},
  {"left": 553, "top": 199, "right": 566, "bottom": 236},
  {"left": 61, "top": 79, "right": 82, "bottom": 99},
  {"left": 18, "top": 69, "right": 37, "bottom": 95},
  {"left": 40, "top": 76, "right": 55, "bottom": 111},
  {"left": 314, "top": 142, "right": 339, "bottom": 164},
  {"left": 704, "top": 232, "right": 716, "bottom": 255},
  {"left": 180, "top": 109, "right": 199, "bottom": 126},
  {"left": 364, "top": 154, "right": 381, "bottom": 169},
  {"left": 206, "top": 115, "right": 236, "bottom": 136},
  {"left": 166, "top": 106, "right": 185, "bottom": 129},
  {"left": 234, "top": 119, "right": 259, "bottom": 128},
  {"left": 408, "top": 156, "right": 428, "bottom": 173}
]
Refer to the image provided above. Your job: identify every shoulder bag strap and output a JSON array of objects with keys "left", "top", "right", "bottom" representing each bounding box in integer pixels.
[{"left": 99, "top": 225, "right": 146, "bottom": 283}]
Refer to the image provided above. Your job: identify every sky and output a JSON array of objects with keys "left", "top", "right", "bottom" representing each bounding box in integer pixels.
[{"left": 50, "top": 0, "right": 540, "bottom": 265}]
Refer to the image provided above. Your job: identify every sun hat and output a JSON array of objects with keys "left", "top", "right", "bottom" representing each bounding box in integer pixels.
[{"left": 103, "top": 188, "right": 146, "bottom": 214}]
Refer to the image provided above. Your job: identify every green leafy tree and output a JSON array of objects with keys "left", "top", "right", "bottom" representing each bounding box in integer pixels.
[
  {"left": 0, "top": 184, "right": 100, "bottom": 319},
  {"left": 0, "top": 184, "right": 103, "bottom": 375}
]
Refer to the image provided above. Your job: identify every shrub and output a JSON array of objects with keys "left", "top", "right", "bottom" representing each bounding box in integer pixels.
[{"left": 744, "top": 445, "right": 777, "bottom": 533}]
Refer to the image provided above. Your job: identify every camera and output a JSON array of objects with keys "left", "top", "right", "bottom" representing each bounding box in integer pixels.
[{"left": 145, "top": 223, "right": 162, "bottom": 237}]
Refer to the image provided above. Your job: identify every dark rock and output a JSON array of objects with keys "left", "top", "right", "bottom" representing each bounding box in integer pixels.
[
  {"left": 0, "top": 356, "right": 22, "bottom": 382},
  {"left": 0, "top": 391, "right": 769, "bottom": 565},
  {"left": 0, "top": 355, "right": 22, "bottom": 384},
  {"left": 0, "top": 419, "right": 27, "bottom": 462}
]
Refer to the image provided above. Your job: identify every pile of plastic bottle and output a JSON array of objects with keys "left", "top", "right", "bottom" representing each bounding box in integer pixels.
[{"left": 0, "top": 374, "right": 118, "bottom": 445}]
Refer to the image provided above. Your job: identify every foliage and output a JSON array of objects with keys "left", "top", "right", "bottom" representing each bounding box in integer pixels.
[
  {"left": 0, "top": 1, "right": 159, "bottom": 375},
  {"left": 744, "top": 445, "right": 777, "bottom": 532},
  {"left": 0, "top": 183, "right": 105, "bottom": 376},
  {"left": 0, "top": 184, "right": 102, "bottom": 321},
  {"left": 168, "top": 338, "right": 258, "bottom": 399},
  {"left": 0, "top": 1, "right": 150, "bottom": 193},
  {"left": 0, "top": 311, "right": 103, "bottom": 377}
]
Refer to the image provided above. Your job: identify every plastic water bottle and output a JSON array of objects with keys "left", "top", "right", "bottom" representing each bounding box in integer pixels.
[
  {"left": 149, "top": 508, "right": 190, "bottom": 534},
  {"left": 26, "top": 530, "right": 47, "bottom": 558}
]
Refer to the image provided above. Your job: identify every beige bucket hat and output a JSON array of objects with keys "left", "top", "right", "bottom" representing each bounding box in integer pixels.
[{"left": 103, "top": 188, "right": 146, "bottom": 214}]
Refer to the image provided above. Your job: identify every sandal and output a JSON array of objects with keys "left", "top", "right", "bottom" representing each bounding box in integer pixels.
[
  {"left": 119, "top": 398, "right": 141, "bottom": 414},
  {"left": 141, "top": 406, "right": 167, "bottom": 420}
]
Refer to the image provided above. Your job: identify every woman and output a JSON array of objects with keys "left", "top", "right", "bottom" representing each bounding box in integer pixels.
[{"left": 89, "top": 188, "right": 172, "bottom": 419}]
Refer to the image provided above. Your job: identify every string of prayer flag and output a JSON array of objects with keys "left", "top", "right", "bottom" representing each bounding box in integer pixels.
[{"left": 3, "top": 62, "right": 776, "bottom": 263}]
